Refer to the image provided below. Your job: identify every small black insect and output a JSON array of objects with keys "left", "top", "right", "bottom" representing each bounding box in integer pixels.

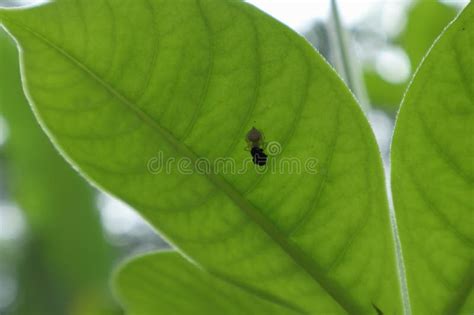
[
  {"left": 246, "top": 127, "right": 268, "bottom": 166},
  {"left": 251, "top": 147, "right": 268, "bottom": 166}
]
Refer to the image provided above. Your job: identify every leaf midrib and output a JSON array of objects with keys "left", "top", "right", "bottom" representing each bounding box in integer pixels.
[{"left": 2, "top": 14, "right": 363, "bottom": 314}]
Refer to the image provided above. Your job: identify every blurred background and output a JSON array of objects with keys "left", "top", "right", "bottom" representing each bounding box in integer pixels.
[{"left": 0, "top": 0, "right": 468, "bottom": 314}]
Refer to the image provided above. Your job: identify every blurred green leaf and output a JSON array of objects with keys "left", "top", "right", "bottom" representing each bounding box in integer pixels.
[
  {"left": 366, "top": 0, "right": 458, "bottom": 112},
  {"left": 115, "top": 251, "right": 303, "bottom": 315},
  {"left": 391, "top": 3, "right": 473, "bottom": 314},
  {"left": 0, "top": 30, "right": 117, "bottom": 315},
  {"left": 398, "top": 0, "right": 458, "bottom": 68},
  {"left": 364, "top": 71, "right": 406, "bottom": 113},
  {"left": 0, "top": 0, "right": 401, "bottom": 313}
]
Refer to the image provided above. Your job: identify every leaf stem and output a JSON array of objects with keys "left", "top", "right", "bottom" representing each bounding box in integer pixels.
[
  {"left": 328, "top": 0, "right": 369, "bottom": 112},
  {"left": 387, "top": 193, "right": 413, "bottom": 315}
]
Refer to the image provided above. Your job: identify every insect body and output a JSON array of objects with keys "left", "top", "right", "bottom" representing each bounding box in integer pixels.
[
  {"left": 246, "top": 127, "right": 268, "bottom": 166},
  {"left": 251, "top": 146, "right": 268, "bottom": 166}
]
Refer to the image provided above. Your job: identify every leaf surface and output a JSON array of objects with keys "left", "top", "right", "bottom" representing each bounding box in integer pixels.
[
  {"left": 115, "top": 251, "right": 304, "bottom": 315},
  {"left": 0, "top": 1, "right": 401, "bottom": 313},
  {"left": 391, "top": 3, "right": 474, "bottom": 314}
]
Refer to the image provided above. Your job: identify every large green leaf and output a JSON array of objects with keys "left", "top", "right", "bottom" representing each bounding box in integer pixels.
[
  {"left": 0, "top": 29, "right": 117, "bottom": 315},
  {"left": 0, "top": 1, "right": 401, "bottom": 313},
  {"left": 391, "top": 3, "right": 474, "bottom": 314},
  {"left": 115, "top": 251, "right": 303, "bottom": 315}
]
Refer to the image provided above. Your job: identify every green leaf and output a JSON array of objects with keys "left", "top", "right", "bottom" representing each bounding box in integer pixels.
[
  {"left": 363, "top": 70, "right": 406, "bottom": 114},
  {"left": 115, "top": 251, "right": 304, "bottom": 315},
  {"left": 365, "top": 0, "right": 458, "bottom": 112},
  {"left": 0, "top": 0, "right": 401, "bottom": 313},
  {"left": 0, "top": 29, "right": 117, "bottom": 315},
  {"left": 397, "top": 0, "right": 458, "bottom": 69},
  {"left": 391, "top": 3, "right": 474, "bottom": 314}
]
